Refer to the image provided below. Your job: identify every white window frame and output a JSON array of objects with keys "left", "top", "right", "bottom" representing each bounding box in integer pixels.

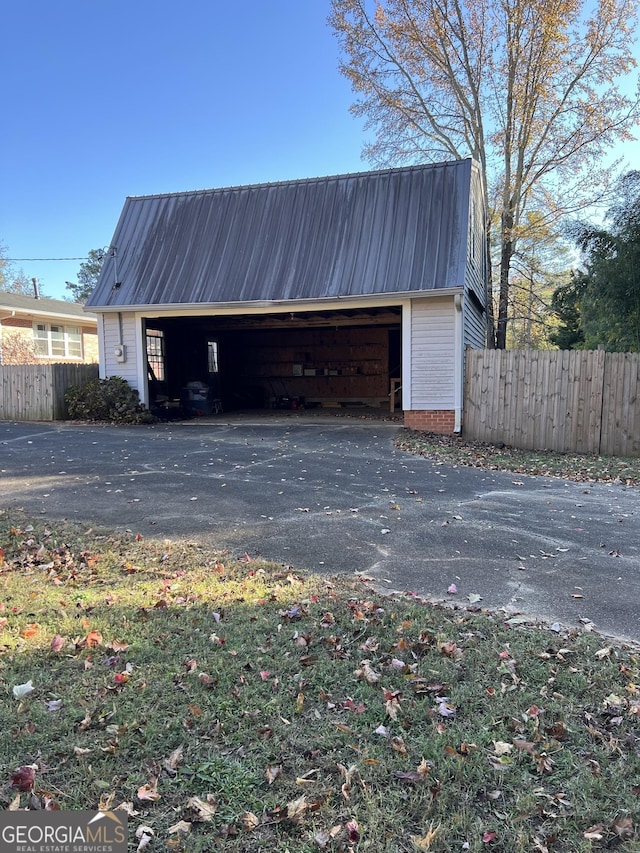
[{"left": 33, "top": 322, "right": 83, "bottom": 359}]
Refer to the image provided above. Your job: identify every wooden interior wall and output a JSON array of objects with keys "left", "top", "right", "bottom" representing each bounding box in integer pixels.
[{"left": 223, "top": 326, "right": 391, "bottom": 407}]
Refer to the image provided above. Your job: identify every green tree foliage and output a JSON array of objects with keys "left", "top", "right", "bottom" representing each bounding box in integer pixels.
[
  {"left": 562, "top": 172, "right": 640, "bottom": 351},
  {"left": 66, "top": 248, "right": 107, "bottom": 303},
  {"left": 507, "top": 214, "right": 572, "bottom": 349},
  {"left": 549, "top": 272, "right": 587, "bottom": 350},
  {"left": 330, "top": 0, "right": 640, "bottom": 348}
]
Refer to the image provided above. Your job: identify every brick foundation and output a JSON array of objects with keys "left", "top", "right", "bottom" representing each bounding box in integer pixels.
[{"left": 403, "top": 409, "right": 456, "bottom": 434}]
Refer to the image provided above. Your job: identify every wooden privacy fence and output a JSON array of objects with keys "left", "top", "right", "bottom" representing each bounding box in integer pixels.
[
  {"left": 0, "top": 363, "right": 99, "bottom": 422},
  {"left": 464, "top": 349, "right": 640, "bottom": 457}
]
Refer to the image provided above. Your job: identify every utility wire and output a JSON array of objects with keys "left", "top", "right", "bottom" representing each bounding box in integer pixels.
[{"left": 5, "top": 257, "right": 90, "bottom": 262}]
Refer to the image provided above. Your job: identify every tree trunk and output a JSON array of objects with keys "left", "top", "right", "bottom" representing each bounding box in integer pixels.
[{"left": 496, "top": 213, "right": 515, "bottom": 350}]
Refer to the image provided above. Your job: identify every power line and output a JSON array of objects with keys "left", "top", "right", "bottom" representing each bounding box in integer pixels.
[{"left": 5, "top": 257, "right": 90, "bottom": 262}]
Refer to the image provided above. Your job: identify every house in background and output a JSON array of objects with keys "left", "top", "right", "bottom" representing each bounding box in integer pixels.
[
  {"left": 0, "top": 293, "right": 98, "bottom": 365},
  {"left": 87, "top": 158, "right": 488, "bottom": 432}
]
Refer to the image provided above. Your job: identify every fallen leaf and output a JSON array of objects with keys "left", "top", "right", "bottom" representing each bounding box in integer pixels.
[
  {"left": 185, "top": 795, "right": 217, "bottom": 822},
  {"left": 11, "top": 765, "right": 36, "bottom": 791},
  {"left": 50, "top": 635, "right": 66, "bottom": 652},
  {"left": 394, "top": 758, "right": 432, "bottom": 783},
  {"left": 163, "top": 745, "right": 184, "bottom": 773},
  {"left": 12, "top": 680, "right": 35, "bottom": 700},
  {"left": 135, "top": 825, "right": 154, "bottom": 852},
  {"left": 242, "top": 812, "right": 260, "bottom": 830},
  {"left": 583, "top": 824, "right": 604, "bottom": 840},
  {"left": 612, "top": 815, "right": 634, "bottom": 840},
  {"left": 286, "top": 795, "right": 309, "bottom": 824},
  {"left": 345, "top": 818, "right": 360, "bottom": 843},
  {"left": 137, "top": 782, "right": 161, "bottom": 802},
  {"left": 411, "top": 822, "right": 440, "bottom": 850},
  {"left": 265, "top": 765, "right": 282, "bottom": 785},
  {"left": 167, "top": 820, "right": 191, "bottom": 837},
  {"left": 354, "top": 660, "right": 380, "bottom": 684}
]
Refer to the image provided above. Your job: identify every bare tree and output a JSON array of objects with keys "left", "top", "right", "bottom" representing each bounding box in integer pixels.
[
  {"left": 330, "top": 0, "right": 640, "bottom": 347},
  {"left": 0, "top": 330, "right": 39, "bottom": 364}
]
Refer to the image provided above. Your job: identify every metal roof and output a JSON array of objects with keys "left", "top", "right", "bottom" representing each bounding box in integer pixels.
[
  {"left": 87, "top": 159, "right": 474, "bottom": 311},
  {"left": 0, "top": 292, "right": 97, "bottom": 322}
]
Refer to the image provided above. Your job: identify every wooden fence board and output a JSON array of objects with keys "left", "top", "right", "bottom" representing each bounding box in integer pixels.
[
  {"left": 464, "top": 349, "right": 640, "bottom": 458},
  {"left": 0, "top": 363, "right": 99, "bottom": 421}
]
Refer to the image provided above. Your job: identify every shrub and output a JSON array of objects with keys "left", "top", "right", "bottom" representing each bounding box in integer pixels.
[{"left": 65, "top": 376, "right": 155, "bottom": 424}]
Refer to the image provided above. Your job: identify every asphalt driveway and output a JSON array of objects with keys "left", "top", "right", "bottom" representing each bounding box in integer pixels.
[{"left": 1, "top": 415, "right": 638, "bottom": 644}]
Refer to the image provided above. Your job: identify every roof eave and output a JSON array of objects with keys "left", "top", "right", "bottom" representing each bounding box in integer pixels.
[{"left": 89, "top": 288, "right": 466, "bottom": 314}]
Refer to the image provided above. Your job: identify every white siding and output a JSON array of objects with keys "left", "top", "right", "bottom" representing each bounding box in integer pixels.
[
  {"left": 100, "top": 313, "right": 140, "bottom": 389},
  {"left": 409, "top": 297, "right": 456, "bottom": 409}
]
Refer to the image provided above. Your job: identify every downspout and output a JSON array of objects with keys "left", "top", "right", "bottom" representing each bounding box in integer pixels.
[{"left": 454, "top": 293, "right": 464, "bottom": 433}]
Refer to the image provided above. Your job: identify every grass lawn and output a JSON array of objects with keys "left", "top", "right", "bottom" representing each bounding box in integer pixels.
[{"left": 1, "top": 501, "right": 638, "bottom": 852}]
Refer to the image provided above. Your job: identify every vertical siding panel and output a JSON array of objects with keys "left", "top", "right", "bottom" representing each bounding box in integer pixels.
[{"left": 410, "top": 297, "right": 456, "bottom": 409}]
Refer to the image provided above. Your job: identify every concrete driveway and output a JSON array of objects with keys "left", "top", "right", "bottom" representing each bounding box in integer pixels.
[{"left": 1, "top": 415, "right": 638, "bottom": 644}]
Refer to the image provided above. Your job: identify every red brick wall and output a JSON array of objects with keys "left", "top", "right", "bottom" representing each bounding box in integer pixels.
[{"left": 403, "top": 410, "right": 456, "bottom": 434}]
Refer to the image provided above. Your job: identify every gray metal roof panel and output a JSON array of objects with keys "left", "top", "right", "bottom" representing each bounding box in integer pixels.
[{"left": 87, "top": 159, "right": 473, "bottom": 310}]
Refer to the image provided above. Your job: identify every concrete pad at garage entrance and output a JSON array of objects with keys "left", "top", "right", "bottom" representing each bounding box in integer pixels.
[{"left": 1, "top": 414, "right": 638, "bottom": 645}]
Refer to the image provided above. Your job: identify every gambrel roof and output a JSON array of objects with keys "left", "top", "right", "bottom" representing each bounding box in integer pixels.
[{"left": 87, "top": 158, "right": 477, "bottom": 311}]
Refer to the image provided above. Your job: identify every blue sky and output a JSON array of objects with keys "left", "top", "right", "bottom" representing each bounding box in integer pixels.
[
  {"left": 1, "top": 1, "right": 366, "bottom": 299},
  {"left": 2, "top": 1, "right": 638, "bottom": 301}
]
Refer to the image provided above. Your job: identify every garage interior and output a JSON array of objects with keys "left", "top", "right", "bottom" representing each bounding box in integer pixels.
[{"left": 144, "top": 306, "right": 402, "bottom": 416}]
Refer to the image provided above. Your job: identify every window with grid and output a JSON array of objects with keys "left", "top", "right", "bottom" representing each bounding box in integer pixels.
[
  {"left": 34, "top": 323, "right": 82, "bottom": 358},
  {"left": 146, "top": 328, "right": 165, "bottom": 381}
]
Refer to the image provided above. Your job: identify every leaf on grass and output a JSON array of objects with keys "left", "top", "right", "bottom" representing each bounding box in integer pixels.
[
  {"left": 384, "top": 689, "right": 402, "bottom": 720},
  {"left": 114, "top": 801, "right": 139, "bottom": 816},
  {"left": 265, "top": 765, "right": 282, "bottom": 786},
  {"left": 167, "top": 820, "right": 191, "bottom": 837},
  {"left": 345, "top": 819, "right": 360, "bottom": 843},
  {"left": 492, "top": 741, "right": 513, "bottom": 756},
  {"left": 354, "top": 660, "right": 380, "bottom": 684},
  {"left": 339, "top": 764, "right": 361, "bottom": 800},
  {"left": 242, "top": 812, "right": 260, "bottom": 830},
  {"left": 12, "top": 680, "right": 34, "bottom": 700},
  {"left": 11, "top": 765, "right": 36, "bottom": 791},
  {"left": 163, "top": 745, "right": 184, "bottom": 774},
  {"left": 595, "top": 646, "right": 613, "bottom": 659},
  {"left": 135, "top": 826, "right": 154, "bottom": 852},
  {"left": 136, "top": 782, "right": 160, "bottom": 802},
  {"left": 483, "top": 830, "right": 498, "bottom": 843},
  {"left": 286, "top": 795, "right": 309, "bottom": 824},
  {"left": 185, "top": 795, "right": 217, "bottom": 822},
  {"left": 50, "top": 635, "right": 66, "bottom": 652},
  {"left": 84, "top": 630, "right": 103, "bottom": 647},
  {"left": 411, "top": 822, "right": 440, "bottom": 850},
  {"left": 612, "top": 816, "right": 634, "bottom": 840},
  {"left": 583, "top": 823, "right": 604, "bottom": 840},
  {"left": 391, "top": 735, "right": 408, "bottom": 755},
  {"left": 394, "top": 758, "right": 432, "bottom": 783},
  {"left": 73, "top": 746, "right": 93, "bottom": 757},
  {"left": 20, "top": 623, "right": 40, "bottom": 639}
]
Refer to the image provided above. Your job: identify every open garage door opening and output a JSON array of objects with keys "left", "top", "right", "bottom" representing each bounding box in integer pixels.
[{"left": 144, "top": 306, "right": 402, "bottom": 418}]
